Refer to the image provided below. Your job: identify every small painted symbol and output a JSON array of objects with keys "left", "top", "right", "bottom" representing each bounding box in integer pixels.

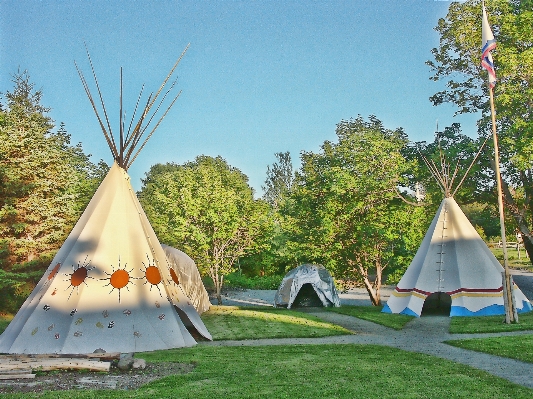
[
  {"left": 108, "top": 321, "right": 115, "bottom": 328},
  {"left": 170, "top": 268, "right": 180, "bottom": 285},
  {"left": 123, "top": 309, "right": 131, "bottom": 316},
  {"left": 75, "top": 317, "right": 83, "bottom": 325},
  {"left": 158, "top": 314, "right": 165, "bottom": 320},
  {"left": 43, "top": 305, "right": 51, "bottom": 311},
  {"left": 31, "top": 327, "right": 38, "bottom": 336}
]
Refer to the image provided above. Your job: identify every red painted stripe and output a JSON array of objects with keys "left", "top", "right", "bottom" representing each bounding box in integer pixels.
[{"left": 395, "top": 286, "right": 503, "bottom": 295}]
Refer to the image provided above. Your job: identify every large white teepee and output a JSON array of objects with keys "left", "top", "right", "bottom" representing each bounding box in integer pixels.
[
  {"left": 383, "top": 196, "right": 532, "bottom": 317},
  {"left": 0, "top": 45, "right": 212, "bottom": 354},
  {"left": 383, "top": 143, "right": 532, "bottom": 317}
]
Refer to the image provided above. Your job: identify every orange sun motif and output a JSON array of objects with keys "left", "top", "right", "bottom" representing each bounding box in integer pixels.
[
  {"left": 65, "top": 257, "right": 94, "bottom": 300},
  {"left": 102, "top": 258, "right": 137, "bottom": 303},
  {"left": 142, "top": 255, "right": 163, "bottom": 296}
]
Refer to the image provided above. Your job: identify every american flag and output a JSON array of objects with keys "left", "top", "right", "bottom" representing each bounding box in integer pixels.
[{"left": 481, "top": 5, "right": 497, "bottom": 88}]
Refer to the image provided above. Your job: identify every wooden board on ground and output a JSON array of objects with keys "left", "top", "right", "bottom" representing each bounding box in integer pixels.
[{"left": 0, "top": 355, "right": 111, "bottom": 373}]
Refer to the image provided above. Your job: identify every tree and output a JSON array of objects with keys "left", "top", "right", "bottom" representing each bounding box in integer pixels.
[
  {"left": 139, "top": 155, "right": 270, "bottom": 304},
  {"left": 286, "top": 116, "right": 425, "bottom": 305},
  {"left": 0, "top": 71, "right": 106, "bottom": 312},
  {"left": 427, "top": 0, "right": 533, "bottom": 259},
  {"left": 262, "top": 151, "right": 294, "bottom": 209},
  {"left": 235, "top": 151, "right": 298, "bottom": 277}
]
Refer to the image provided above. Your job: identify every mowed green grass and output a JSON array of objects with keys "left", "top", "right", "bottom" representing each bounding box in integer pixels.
[
  {"left": 327, "top": 305, "right": 414, "bottom": 330},
  {"left": 446, "top": 335, "right": 533, "bottom": 364},
  {"left": 2, "top": 344, "right": 532, "bottom": 398},
  {"left": 450, "top": 311, "right": 533, "bottom": 334},
  {"left": 490, "top": 246, "right": 532, "bottom": 271},
  {"left": 202, "top": 306, "right": 352, "bottom": 340}
]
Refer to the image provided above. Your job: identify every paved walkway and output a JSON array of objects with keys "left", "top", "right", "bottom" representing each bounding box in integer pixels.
[{"left": 200, "top": 309, "right": 533, "bottom": 390}]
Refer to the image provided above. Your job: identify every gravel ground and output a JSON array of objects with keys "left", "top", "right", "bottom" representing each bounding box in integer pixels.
[{"left": 0, "top": 361, "right": 195, "bottom": 394}]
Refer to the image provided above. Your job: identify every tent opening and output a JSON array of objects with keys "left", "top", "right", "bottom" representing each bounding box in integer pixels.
[
  {"left": 421, "top": 292, "right": 452, "bottom": 316},
  {"left": 292, "top": 284, "right": 325, "bottom": 307}
]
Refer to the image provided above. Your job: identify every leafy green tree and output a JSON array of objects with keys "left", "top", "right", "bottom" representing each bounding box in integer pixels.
[
  {"left": 427, "top": 0, "right": 533, "bottom": 259},
  {"left": 262, "top": 151, "right": 294, "bottom": 209},
  {"left": 286, "top": 116, "right": 426, "bottom": 305},
  {"left": 237, "top": 151, "right": 298, "bottom": 277},
  {"left": 0, "top": 71, "right": 106, "bottom": 311},
  {"left": 139, "top": 155, "right": 270, "bottom": 304}
]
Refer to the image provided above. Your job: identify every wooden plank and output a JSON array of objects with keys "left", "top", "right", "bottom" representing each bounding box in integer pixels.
[
  {"left": 0, "top": 373, "right": 35, "bottom": 380},
  {"left": 0, "top": 368, "right": 33, "bottom": 374},
  {"left": 0, "top": 352, "right": 120, "bottom": 360},
  {"left": 0, "top": 358, "right": 111, "bottom": 372}
]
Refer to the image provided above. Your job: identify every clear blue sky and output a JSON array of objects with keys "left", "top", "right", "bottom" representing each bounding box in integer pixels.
[{"left": 1, "top": 0, "right": 478, "bottom": 194}]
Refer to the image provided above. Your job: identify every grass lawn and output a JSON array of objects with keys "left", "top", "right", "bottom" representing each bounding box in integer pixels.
[
  {"left": 450, "top": 311, "right": 533, "bottom": 334},
  {"left": 202, "top": 306, "right": 352, "bottom": 340},
  {"left": 490, "top": 246, "right": 532, "bottom": 271},
  {"left": 446, "top": 335, "right": 533, "bottom": 364},
  {"left": 327, "top": 305, "right": 414, "bottom": 330},
  {"left": 2, "top": 344, "right": 532, "bottom": 398}
]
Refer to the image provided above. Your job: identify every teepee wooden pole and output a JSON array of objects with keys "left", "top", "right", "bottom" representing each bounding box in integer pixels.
[{"left": 489, "top": 84, "right": 516, "bottom": 323}]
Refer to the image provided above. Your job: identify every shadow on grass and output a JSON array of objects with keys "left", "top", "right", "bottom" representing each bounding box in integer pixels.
[
  {"left": 201, "top": 306, "right": 352, "bottom": 340},
  {"left": 445, "top": 334, "right": 533, "bottom": 364},
  {"left": 326, "top": 305, "right": 414, "bottom": 330},
  {"left": 450, "top": 311, "right": 533, "bottom": 334}
]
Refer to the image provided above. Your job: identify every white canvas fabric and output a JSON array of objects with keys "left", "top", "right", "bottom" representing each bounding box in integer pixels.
[
  {"left": 161, "top": 244, "right": 211, "bottom": 314},
  {"left": 274, "top": 264, "right": 341, "bottom": 308},
  {"left": 0, "top": 162, "right": 211, "bottom": 354},
  {"left": 383, "top": 197, "right": 532, "bottom": 317}
]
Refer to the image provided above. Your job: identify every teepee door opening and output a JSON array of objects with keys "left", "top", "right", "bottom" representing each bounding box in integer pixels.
[{"left": 421, "top": 292, "right": 452, "bottom": 316}]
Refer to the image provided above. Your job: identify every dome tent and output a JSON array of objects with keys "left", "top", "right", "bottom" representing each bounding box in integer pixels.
[{"left": 274, "top": 264, "right": 340, "bottom": 308}]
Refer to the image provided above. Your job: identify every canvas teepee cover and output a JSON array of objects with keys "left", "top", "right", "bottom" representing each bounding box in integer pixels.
[
  {"left": 274, "top": 264, "right": 341, "bottom": 308},
  {"left": 0, "top": 162, "right": 211, "bottom": 354},
  {"left": 161, "top": 244, "right": 211, "bottom": 314},
  {"left": 383, "top": 197, "right": 532, "bottom": 317},
  {"left": 0, "top": 45, "right": 212, "bottom": 354}
]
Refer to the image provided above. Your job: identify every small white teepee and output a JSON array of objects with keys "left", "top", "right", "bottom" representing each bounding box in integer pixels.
[
  {"left": 383, "top": 143, "right": 532, "bottom": 317},
  {"left": 0, "top": 45, "right": 212, "bottom": 354},
  {"left": 161, "top": 244, "right": 211, "bottom": 314}
]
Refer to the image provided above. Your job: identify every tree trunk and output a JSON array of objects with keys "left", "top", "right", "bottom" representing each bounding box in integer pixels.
[
  {"left": 210, "top": 270, "right": 223, "bottom": 305},
  {"left": 358, "top": 264, "right": 381, "bottom": 306}
]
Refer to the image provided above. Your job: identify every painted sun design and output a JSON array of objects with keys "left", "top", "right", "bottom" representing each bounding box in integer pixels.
[
  {"left": 101, "top": 258, "right": 138, "bottom": 303},
  {"left": 64, "top": 256, "right": 95, "bottom": 300},
  {"left": 141, "top": 255, "right": 163, "bottom": 296}
]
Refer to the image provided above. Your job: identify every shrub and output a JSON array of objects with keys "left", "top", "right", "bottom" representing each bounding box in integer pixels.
[{"left": 224, "top": 272, "right": 284, "bottom": 290}]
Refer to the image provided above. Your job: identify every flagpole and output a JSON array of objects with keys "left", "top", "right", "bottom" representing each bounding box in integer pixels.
[{"left": 488, "top": 84, "right": 516, "bottom": 323}]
